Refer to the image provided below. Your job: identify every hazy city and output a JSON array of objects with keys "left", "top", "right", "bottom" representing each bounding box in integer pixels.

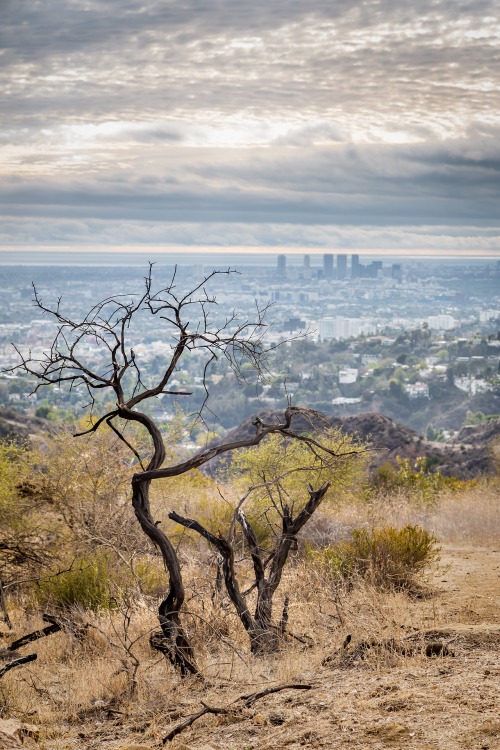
[{"left": 1, "top": 252, "right": 499, "bottom": 437}]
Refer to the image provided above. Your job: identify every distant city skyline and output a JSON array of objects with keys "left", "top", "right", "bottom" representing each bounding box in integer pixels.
[
  {"left": 0, "top": 244, "right": 498, "bottom": 259},
  {"left": 0, "top": 247, "right": 498, "bottom": 265},
  {"left": 1, "top": 0, "right": 499, "bottom": 256}
]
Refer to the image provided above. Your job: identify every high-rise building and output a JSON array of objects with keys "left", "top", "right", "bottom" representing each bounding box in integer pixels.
[
  {"left": 336, "top": 254, "right": 347, "bottom": 280},
  {"left": 351, "top": 254, "right": 360, "bottom": 278},
  {"left": 366, "top": 261, "right": 383, "bottom": 278},
  {"left": 277, "top": 254, "right": 287, "bottom": 278},
  {"left": 427, "top": 314, "right": 456, "bottom": 331},
  {"left": 318, "top": 316, "right": 376, "bottom": 341},
  {"left": 302, "top": 254, "right": 312, "bottom": 280},
  {"left": 391, "top": 263, "right": 403, "bottom": 282},
  {"left": 323, "top": 253, "right": 334, "bottom": 279}
]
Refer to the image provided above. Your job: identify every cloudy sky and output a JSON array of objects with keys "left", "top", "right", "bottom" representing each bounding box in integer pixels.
[{"left": 1, "top": 0, "right": 499, "bottom": 256}]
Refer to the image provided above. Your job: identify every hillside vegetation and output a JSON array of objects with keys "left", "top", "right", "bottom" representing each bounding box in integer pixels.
[{"left": 0, "top": 423, "right": 499, "bottom": 749}]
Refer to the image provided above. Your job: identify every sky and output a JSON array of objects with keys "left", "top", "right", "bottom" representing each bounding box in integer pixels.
[{"left": 1, "top": 0, "right": 499, "bottom": 258}]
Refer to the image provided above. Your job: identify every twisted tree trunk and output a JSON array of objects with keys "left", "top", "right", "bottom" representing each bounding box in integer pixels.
[{"left": 122, "top": 406, "right": 197, "bottom": 676}]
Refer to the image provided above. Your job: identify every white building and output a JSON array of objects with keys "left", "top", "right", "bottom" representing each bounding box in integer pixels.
[
  {"left": 479, "top": 309, "right": 500, "bottom": 322},
  {"left": 318, "top": 317, "right": 375, "bottom": 341},
  {"left": 338, "top": 368, "right": 359, "bottom": 384},
  {"left": 426, "top": 314, "right": 456, "bottom": 331},
  {"left": 405, "top": 382, "right": 430, "bottom": 399},
  {"left": 454, "top": 377, "right": 493, "bottom": 395}
]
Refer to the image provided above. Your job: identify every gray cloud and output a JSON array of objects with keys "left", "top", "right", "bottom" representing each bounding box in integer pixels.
[
  {"left": 0, "top": 0, "right": 499, "bottom": 252},
  {"left": 1, "top": 217, "right": 498, "bottom": 255},
  {"left": 1, "top": 132, "right": 499, "bottom": 228},
  {"left": 2, "top": 0, "right": 498, "bottom": 129}
]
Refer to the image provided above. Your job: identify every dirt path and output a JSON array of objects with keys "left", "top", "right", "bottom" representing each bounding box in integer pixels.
[{"left": 430, "top": 545, "right": 500, "bottom": 625}]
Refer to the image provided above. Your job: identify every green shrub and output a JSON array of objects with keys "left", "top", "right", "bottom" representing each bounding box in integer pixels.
[
  {"left": 369, "top": 457, "right": 473, "bottom": 506},
  {"left": 35, "top": 553, "right": 113, "bottom": 611},
  {"left": 315, "top": 525, "right": 440, "bottom": 592}
]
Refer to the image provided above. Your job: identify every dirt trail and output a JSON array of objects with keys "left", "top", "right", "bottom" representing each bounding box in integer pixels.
[
  {"left": 170, "top": 546, "right": 500, "bottom": 750},
  {"left": 420, "top": 544, "right": 500, "bottom": 639}
]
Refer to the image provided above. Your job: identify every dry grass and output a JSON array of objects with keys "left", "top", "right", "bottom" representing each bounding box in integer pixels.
[
  {"left": 0, "top": 479, "right": 498, "bottom": 749},
  {"left": 0, "top": 557, "right": 443, "bottom": 748},
  {"left": 306, "top": 477, "right": 500, "bottom": 547}
]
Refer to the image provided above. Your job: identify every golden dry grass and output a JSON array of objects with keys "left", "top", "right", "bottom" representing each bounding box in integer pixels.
[
  {"left": 0, "top": 480, "right": 498, "bottom": 749},
  {"left": 314, "top": 478, "right": 500, "bottom": 546}
]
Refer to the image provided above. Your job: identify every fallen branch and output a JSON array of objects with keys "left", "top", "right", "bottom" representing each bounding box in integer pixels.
[
  {"left": 7, "top": 614, "right": 61, "bottom": 652},
  {"left": 0, "top": 614, "right": 62, "bottom": 679},
  {"left": 0, "top": 653, "right": 37, "bottom": 678},
  {"left": 163, "top": 703, "right": 232, "bottom": 743},
  {"left": 163, "top": 682, "right": 313, "bottom": 743},
  {"left": 240, "top": 682, "right": 312, "bottom": 707}
]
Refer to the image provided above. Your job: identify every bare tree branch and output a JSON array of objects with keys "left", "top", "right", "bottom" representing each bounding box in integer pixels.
[{"left": 162, "top": 683, "right": 313, "bottom": 743}]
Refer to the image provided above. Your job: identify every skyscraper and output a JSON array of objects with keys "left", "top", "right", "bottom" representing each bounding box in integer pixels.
[
  {"left": 391, "top": 263, "right": 403, "bottom": 282},
  {"left": 336, "top": 254, "right": 347, "bottom": 280},
  {"left": 351, "top": 254, "right": 360, "bottom": 278},
  {"left": 323, "top": 253, "right": 334, "bottom": 279},
  {"left": 277, "top": 254, "right": 287, "bottom": 278}
]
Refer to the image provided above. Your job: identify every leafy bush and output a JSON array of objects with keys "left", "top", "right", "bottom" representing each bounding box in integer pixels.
[
  {"left": 369, "top": 457, "right": 472, "bottom": 505},
  {"left": 315, "top": 525, "right": 440, "bottom": 592},
  {"left": 35, "top": 554, "right": 113, "bottom": 611},
  {"left": 0, "top": 439, "right": 55, "bottom": 585},
  {"left": 231, "top": 427, "right": 367, "bottom": 523}
]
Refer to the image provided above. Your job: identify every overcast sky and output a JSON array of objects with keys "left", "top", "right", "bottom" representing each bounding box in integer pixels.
[{"left": 1, "top": 0, "right": 499, "bottom": 256}]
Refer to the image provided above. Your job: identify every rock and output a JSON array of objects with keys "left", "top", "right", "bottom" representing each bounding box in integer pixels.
[{"left": 0, "top": 719, "right": 23, "bottom": 750}]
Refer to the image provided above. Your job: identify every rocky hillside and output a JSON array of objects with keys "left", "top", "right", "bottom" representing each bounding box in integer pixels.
[
  {"left": 2, "top": 407, "right": 498, "bottom": 480},
  {"left": 209, "top": 410, "right": 500, "bottom": 479}
]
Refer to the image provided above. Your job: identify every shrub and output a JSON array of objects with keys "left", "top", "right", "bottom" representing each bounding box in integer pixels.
[
  {"left": 0, "top": 439, "right": 55, "bottom": 586},
  {"left": 315, "top": 524, "right": 440, "bottom": 592},
  {"left": 369, "top": 457, "right": 472, "bottom": 506},
  {"left": 35, "top": 553, "right": 113, "bottom": 611},
  {"left": 230, "top": 428, "right": 367, "bottom": 532}
]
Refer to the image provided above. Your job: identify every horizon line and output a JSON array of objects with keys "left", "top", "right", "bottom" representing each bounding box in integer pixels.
[{"left": 0, "top": 245, "right": 498, "bottom": 259}]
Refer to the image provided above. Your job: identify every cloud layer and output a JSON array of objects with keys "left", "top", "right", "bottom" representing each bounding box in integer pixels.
[{"left": 1, "top": 0, "right": 499, "bottom": 252}]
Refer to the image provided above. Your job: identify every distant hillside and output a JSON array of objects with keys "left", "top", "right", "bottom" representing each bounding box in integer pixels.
[
  {"left": 208, "top": 410, "right": 500, "bottom": 480},
  {"left": 0, "top": 408, "right": 47, "bottom": 442},
  {"left": 2, "top": 407, "right": 497, "bottom": 480}
]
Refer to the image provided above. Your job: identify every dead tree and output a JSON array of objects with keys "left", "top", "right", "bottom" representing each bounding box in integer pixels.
[
  {"left": 170, "top": 481, "right": 330, "bottom": 654},
  {"left": 10, "top": 266, "right": 361, "bottom": 673}
]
